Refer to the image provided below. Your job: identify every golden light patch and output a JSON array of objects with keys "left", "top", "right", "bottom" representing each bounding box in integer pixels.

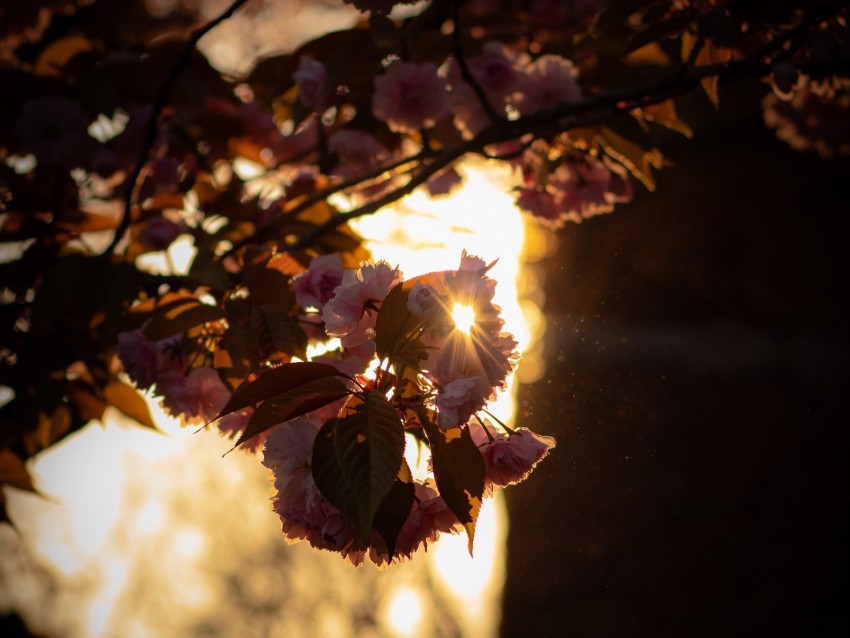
[{"left": 451, "top": 304, "right": 476, "bottom": 334}]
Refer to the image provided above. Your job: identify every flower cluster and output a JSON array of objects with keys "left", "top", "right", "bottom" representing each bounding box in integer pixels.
[
  {"left": 515, "top": 154, "right": 634, "bottom": 227},
  {"left": 117, "top": 252, "right": 555, "bottom": 565}
]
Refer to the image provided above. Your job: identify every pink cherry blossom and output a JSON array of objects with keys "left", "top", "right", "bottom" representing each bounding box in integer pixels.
[
  {"left": 372, "top": 61, "right": 450, "bottom": 133},
  {"left": 469, "top": 423, "right": 556, "bottom": 486},
  {"left": 371, "top": 482, "right": 459, "bottom": 565},
  {"left": 117, "top": 329, "right": 161, "bottom": 390},
  {"left": 436, "top": 376, "right": 491, "bottom": 429},
  {"left": 447, "top": 43, "right": 530, "bottom": 138},
  {"left": 550, "top": 158, "right": 613, "bottom": 218},
  {"left": 294, "top": 254, "right": 344, "bottom": 310},
  {"left": 167, "top": 366, "right": 230, "bottom": 422},
  {"left": 407, "top": 281, "right": 439, "bottom": 317},
  {"left": 293, "top": 56, "right": 327, "bottom": 110},
  {"left": 263, "top": 417, "right": 368, "bottom": 563},
  {"left": 321, "top": 261, "right": 402, "bottom": 345},
  {"left": 517, "top": 54, "right": 582, "bottom": 115},
  {"left": 515, "top": 187, "right": 564, "bottom": 227}
]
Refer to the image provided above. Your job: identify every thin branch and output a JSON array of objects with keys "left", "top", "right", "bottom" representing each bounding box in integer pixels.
[
  {"left": 101, "top": 0, "right": 251, "bottom": 256},
  {"left": 223, "top": 150, "right": 428, "bottom": 257},
  {"left": 215, "top": 8, "right": 843, "bottom": 257},
  {"left": 449, "top": 0, "right": 502, "bottom": 122}
]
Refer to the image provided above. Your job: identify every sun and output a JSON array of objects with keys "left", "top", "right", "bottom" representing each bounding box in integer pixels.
[{"left": 452, "top": 303, "right": 476, "bottom": 334}]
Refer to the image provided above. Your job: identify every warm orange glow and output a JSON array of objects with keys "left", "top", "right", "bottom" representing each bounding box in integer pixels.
[{"left": 452, "top": 303, "right": 476, "bottom": 334}]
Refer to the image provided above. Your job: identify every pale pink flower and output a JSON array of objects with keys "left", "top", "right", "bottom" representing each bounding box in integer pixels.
[
  {"left": 407, "top": 281, "right": 439, "bottom": 317},
  {"left": 175, "top": 366, "right": 230, "bottom": 422},
  {"left": 294, "top": 254, "right": 344, "bottom": 310},
  {"left": 469, "top": 424, "right": 556, "bottom": 486},
  {"left": 153, "top": 360, "right": 189, "bottom": 416},
  {"left": 321, "top": 261, "right": 402, "bottom": 345},
  {"left": 117, "top": 329, "right": 161, "bottom": 390},
  {"left": 264, "top": 417, "right": 368, "bottom": 563},
  {"left": 515, "top": 187, "right": 564, "bottom": 227},
  {"left": 436, "top": 376, "right": 491, "bottom": 430},
  {"left": 371, "top": 482, "right": 459, "bottom": 565},
  {"left": 372, "top": 61, "right": 450, "bottom": 133},
  {"left": 293, "top": 56, "right": 328, "bottom": 110},
  {"left": 263, "top": 417, "right": 324, "bottom": 506},
  {"left": 446, "top": 43, "right": 530, "bottom": 137},
  {"left": 466, "top": 42, "right": 530, "bottom": 102},
  {"left": 550, "top": 158, "right": 612, "bottom": 218},
  {"left": 517, "top": 54, "right": 582, "bottom": 115}
]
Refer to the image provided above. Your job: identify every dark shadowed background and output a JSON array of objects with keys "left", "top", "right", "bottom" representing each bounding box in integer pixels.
[{"left": 502, "top": 84, "right": 849, "bottom": 638}]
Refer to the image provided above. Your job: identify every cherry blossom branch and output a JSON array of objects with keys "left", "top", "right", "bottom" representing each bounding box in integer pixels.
[
  {"left": 223, "top": 150, "right": 429, "bottom": 257},
  {"left": 101, "top": 0, "right": 251, "bottom": 256},
  {"left": 265, "top": 52, "right": 848, "bottom": 251}
]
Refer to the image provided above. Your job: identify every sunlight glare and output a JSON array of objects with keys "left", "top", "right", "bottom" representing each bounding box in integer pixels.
[
  {"left": 452, "top": 303, "right": 476, "bottom": 334},
  {"left": 382, "top": 586, "right": 426, "bottom": 638}
]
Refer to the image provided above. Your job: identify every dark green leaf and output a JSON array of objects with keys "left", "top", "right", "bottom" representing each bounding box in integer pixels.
[
  {"left": 217, "top": 361, "right": 347, "bottom": 419},
  {"left": 418, "top": 406, "right": 485, "bottom": 555},
  {"left": 311, "top": 391, "right": 405, "bottom": 540},
  {"left": 374, "top": 281, "right": 418, "bottom": 361},
  {"left": 233, "top": 376, "right": 352, "bottom": 447},
  {"left": 372, "top": 464, "right": 415, "bottom": 559}
]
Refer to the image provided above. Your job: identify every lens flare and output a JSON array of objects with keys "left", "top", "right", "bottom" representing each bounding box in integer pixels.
[{"left": 452, "top": 303, "right": 476, "bottom": 334}]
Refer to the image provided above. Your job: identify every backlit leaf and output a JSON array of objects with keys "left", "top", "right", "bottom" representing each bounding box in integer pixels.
[
  {"left": 233, "top": 376, "right": 352, "bottom": 447},
  {"left": 372, "top": 462, "right": 415, "bottom": 559},
  {"left": 104, "top": 381, "right": 156, "bottom": 429},
  {"left": 417, "top": 406, "right": 485, "bottom": 555},
  {"left": 217, "top": 361, "right": 347, "bottom": 419},
  {"left": 311, "top": 391, "right": 405, "bottom": 540}
]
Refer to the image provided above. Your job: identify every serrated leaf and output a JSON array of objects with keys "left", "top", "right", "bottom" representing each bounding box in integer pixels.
[
  {"left": 217, "top": 361, "right": 347, "bottom": 419},
  {"left": 104, "top": 381, "right": 156, "bottom": 429},
  {"left": 311, "top": 391, "right": 405, "bottom": 541},
  {"left": 417, "top": 406, "right": 485, "bottom": 556},
  {"left": 374, "top": 281, "right": 420, "bottom": 361},
  {"left": 375, "top": 271, "right": 452, "bottom": 365},
  {"left": 372, "top": 463, "right": 415, "bottom": 559},
  {"left": 233, "top": 376, "right": 352, "bottom": 447},
  {"left": 0, "top": 449, "right": 36, "bottom": 493},
  {"left": 251, "top": 303, "right": 303, "bottom": 358}
]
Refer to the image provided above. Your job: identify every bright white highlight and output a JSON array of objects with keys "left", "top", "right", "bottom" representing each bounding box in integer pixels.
[{"left": 452, "top": 303, "right": 476, "bottom": 334}]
